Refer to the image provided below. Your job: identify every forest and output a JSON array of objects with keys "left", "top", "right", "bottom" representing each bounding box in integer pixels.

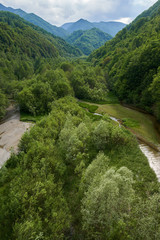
[
  {"left": 89, "top": 0, "right": 160, "bottom": 120},
  {"left": 1, "top": 2, "right": 160, "bottom": 240}
]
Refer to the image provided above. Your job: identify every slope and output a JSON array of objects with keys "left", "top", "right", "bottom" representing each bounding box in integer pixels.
[
  {"left": 89, "top": 0, "right": 160, "bottom": 120},
  {"left": 93, "top": 21, "right": 126, "bottom": 37},
  {"left": 66, "top": 28, "right": 112, "bottom": 55},
  {"left": 0, "top": 11, "right": 82, "bottom": 119},
  {"left": 0, "top": 3, "right": 68, "bottom": 38},
  {"left": 0, "top": 11, "right": 81, "bottom": 58},
  {"left": 62, "top": 18, "right": 126, "bottom": 36}
]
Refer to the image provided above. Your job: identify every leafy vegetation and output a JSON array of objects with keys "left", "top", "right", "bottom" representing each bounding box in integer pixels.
[
  {"left": 78, "top": 102, "right": 98, "bottom": 113},
  {"left": 0, "top": 3, "right": 69, "bottom": 38},
  {"left": 66, "top": 28, "right": 112, "bottom": 55},
  {"left": 83, "top": 101, "right": 160, "bottom": 144},
  {"left": 0, "top": 90, "right": 8, "bottom": 119},
  {"left": 0, "top": 97, "right": 159, "bottom": 239},
  {"left": 1, "top": 2, "right": 160, "bottom": 239},
  {"left": 62, "top": 18, "right": 126, "bottom": 36},
  {"left": 89, "top": 0, "right": 160, "bottom": 120}
]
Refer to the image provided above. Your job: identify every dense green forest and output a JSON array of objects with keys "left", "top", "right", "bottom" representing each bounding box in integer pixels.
[
  {"left": 0, "top": 11, "right": 82, "bottom": 118},
  {"left": 62, "top": 18, "right": 126, "bottom": 37},
  {"left": 89, "top": 0, "right": 160, "bottom": 120},
  {"left": 1, "top": 2, "right": 160, "bottom": 240},
  {"left": 0, "top": 3, "right": 69, "bottom": 38},
  {"left": 66, "top": 28, "right": 112, "bottom": 55},
  {"left": 0, "top": 12, "right": 110, "bottom": 118},
  {"left": 0, "top": 97, "right": 159, "bottom": 240}
]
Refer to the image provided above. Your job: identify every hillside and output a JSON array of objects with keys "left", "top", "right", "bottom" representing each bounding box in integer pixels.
[
  {"left": 62, "top": 18, "right": 126, "bottom": 36},
  {"left": 63, "top": 18, "right": 94, "bottom": 33},
  {"left": 1, "top": 2, "right": 160, "bottom": 240},
  {"left": 89, "top": 0, "right": 160, "bottom": 120},
  {"left": 66, "top": 28, "right": 112, "bottom": 55},
  {"left": 0, "top": 11, "right": 81, "bottom": 58},
  {"left": 93, "top": 21, "right": 126, "bottom": 37},
  {"left": 0, "top": 11, "right": 81, "bottom": 118},
  {"left": 0, "top": 3, "right": 68, "bottom": 38}
]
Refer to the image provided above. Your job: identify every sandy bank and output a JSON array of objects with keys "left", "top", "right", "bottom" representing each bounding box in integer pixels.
[{"left": 0, "top": 103, "right": 32, "bottom": 167}]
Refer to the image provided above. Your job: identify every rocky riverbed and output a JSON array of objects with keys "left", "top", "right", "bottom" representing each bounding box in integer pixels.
[{"left": 0, "top": 103, "right": 32, "bottom": 167}]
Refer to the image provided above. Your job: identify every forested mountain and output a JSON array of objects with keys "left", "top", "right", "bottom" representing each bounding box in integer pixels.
[
  {"left": 89, "top": 0, "right": 160, "bottom": 120},
  {"left": 0, "top": 11, "right": 81, "bottom": 58},
  {"left": 93, "top": 21, "right": 126, "bottom": 37},
  {"left": 1, "top": 2, "right": 160, "bottom": 240},
  {"left": 0, "top": 3, "right": 68, "bottom": 38},
  {"left": 62, "top": 18, "right": 94, "bottom": 33},
  {"left": 62, "top": 18, "right": 126, "bottom": 36},
  {"left": 0, "top": 11, "right": 81, "bottom": 118},
  {"left": 66, "top": 28, "right": 112, "bottom": 55}
]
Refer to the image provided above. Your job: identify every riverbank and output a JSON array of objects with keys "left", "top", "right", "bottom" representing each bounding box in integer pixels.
[
  {"left": 79, "top": 101, "right": 160, "bottom": 147},
  {"left": 0, "top": 103, "right": 32, "bottom": 167}
]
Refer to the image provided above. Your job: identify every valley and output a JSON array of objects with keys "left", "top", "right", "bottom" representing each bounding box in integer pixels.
[
  {"left": 80, "top": 100, "right": 160, "bottom": 180},
  {"left": 1, "top": 0, "right": 160, "bottom": 239}
]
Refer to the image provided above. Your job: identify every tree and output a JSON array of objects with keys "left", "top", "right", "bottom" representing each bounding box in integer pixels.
[
  {"left": 81, "top": 167, "right": 134, "bottom": 239},
  {"left": 0, "top": 90, "right": 8, "bottom": 119}
]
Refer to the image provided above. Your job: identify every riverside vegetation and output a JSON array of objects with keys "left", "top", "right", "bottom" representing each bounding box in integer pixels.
[
  {"left": 1, "top": 3, "right": 160, "bottom": 240},
  {"left": 89, "top": 0, "right": 160, "bottom": 121}
]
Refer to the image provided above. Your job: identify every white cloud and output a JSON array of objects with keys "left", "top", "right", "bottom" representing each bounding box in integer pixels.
[
  {"left": 0, "top": 0, "right": 158, "bottom": 26},
  {"left": 115, "top": 17, "right": 132, "bottom": 24}
]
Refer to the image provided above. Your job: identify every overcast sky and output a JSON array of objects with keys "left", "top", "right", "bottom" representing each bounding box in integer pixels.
[{"left": 0, "top": 0, "right": 158, "bottom": 26}]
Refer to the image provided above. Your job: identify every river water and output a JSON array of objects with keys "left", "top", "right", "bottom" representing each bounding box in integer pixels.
[
  {"left": 1, "top": 105, "right": 160, "bottom": 181},
  {"left": 94, "top": 112, "right": 160, "bottom": 181},
  {"left": 139, "top": 143, "right": 160, "bottom": 181}
]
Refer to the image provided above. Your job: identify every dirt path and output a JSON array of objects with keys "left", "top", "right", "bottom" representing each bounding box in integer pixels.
[{"left": 0, "top": 103, "right": 32, "bottom": 167}]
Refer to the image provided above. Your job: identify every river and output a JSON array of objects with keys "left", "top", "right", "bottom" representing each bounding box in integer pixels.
[
  {"left": 1, "top": 104, "right": 160, "bottom": 181},
  {"left": 94, "top": 112, "right": 160, "bottom": 181},
  {"left": 0, "top": 103, "right": 32, "bottom": 167}
]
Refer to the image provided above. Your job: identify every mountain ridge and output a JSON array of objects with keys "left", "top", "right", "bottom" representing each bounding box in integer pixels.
[
  {"left": 89, "top": 0, "right": 160, "bottom": 120},
  {"left": 66, "top": 27, "right": 112, "bottom": 55},
  {"left": 62, "top": 18, "right": 126, "bottom": 36},
  {"left": 0, "top": 3, "right": 68, "bottom": 38}
]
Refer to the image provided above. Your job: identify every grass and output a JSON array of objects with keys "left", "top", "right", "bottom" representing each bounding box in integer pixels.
[
  {"left": 78, "top": 102, "right": 98, "bottom": 113},
  {"left": 122, "top": 118, "right": 140, "bottom": 128},
  {"left": 82, "top": 102, "right": 160, "bottom": 145},
  {"left": 79, "top": 92, "right": 119, "bottom": 105},
  {"left": 20, "top": 112, "right": 44, "bottom": 122}
]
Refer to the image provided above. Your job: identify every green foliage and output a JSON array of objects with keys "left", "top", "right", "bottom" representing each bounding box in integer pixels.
[
  {"left": 122, "top": 118, "right": 140, "bottom": 128},
  {"left": 78, "top": 102, "right": 98, "bottom": 113},
  {"left": 92, "top": 119, "right": 131, "bottom": 150},
  {"left": 70, "top": 64, "right": 108, "bottom": 101},
  {"left": 0, "top": 97, "right": 158, "bottom": 239},
  {"left": 81, "top": 166, "right": 134, "bottom": 239},
  {"left": 0, "top": 3, "right": 69, "bottom": 39},
  {"left": 66, "top": 28, "right": 112, "bottom": 55},
  {"left": 0, "top": 90, "right": 8, "bottom": 119},
  {"left": 89, "top": 3, "right": 160, "bottom": 120}
]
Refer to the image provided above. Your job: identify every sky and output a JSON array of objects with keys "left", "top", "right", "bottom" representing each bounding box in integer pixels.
[{"left": 0, "top": 0, "right": 158, "bottom": 26}]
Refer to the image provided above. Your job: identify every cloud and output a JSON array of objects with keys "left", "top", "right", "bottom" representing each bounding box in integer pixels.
[{"left": 0, "top": 0, "right": 158, "bottom": 26}]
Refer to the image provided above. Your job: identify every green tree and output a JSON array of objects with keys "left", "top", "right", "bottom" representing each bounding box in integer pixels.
[{"left": 81, "top": 167, "right": 134, "bottom": 239}]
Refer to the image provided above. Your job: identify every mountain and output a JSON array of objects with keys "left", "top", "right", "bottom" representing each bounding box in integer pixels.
[
  {"left": 62, "top": 18, "right": 126, "bottom": 36},
  {"left": 66, "top": 28, "right": 112, "bottom": 55},
  {"left": 93, "top": 21, "right": 126, "bottom": 37},
  {"left": 89, "top": 0, "right": 160, "bottom": 120},
  {"left": 0, "top": 3, "right": 68, "bottom": 38},
  {"left": 0, "top": 11, "right": 81, "bottom": 85},
  {"left": 62, "top": 19, "right": 94, "bottom": 33},
  {"left": 0, "top": 11, "right": 81, "bottom": 58},
  {"left": 132, "top": 0, "right": 160, "bottom": 23},
  {"left": 0, "top": 3, "right": 126, "bottom": 38}
]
